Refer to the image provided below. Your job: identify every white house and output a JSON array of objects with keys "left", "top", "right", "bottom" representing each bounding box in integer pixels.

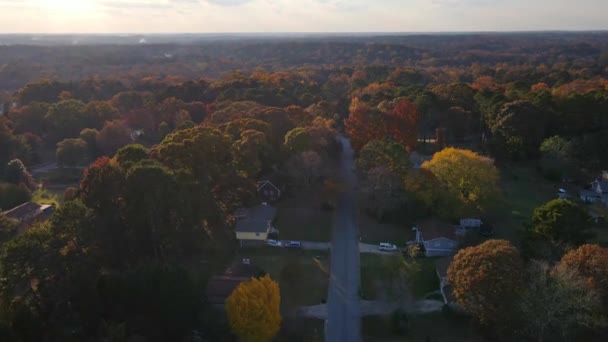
[
  {"left": 580, "top": 179, "right": 608, "bottom": 205},
  {"left": 413, "top": 224, "right": 459, "bottom": 257}
]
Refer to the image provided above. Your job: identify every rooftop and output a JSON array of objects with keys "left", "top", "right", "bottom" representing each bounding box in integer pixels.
[
  {"left": 235, "top": 203, "right": 277, "bottom": 233},
  {"left": 1, "top": 202, "right": 42, "bottom": 220}
]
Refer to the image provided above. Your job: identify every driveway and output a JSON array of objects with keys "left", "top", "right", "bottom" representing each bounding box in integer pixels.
[
  {"left": 276, "top": 240, "right": 330, "bottom": 251},
  {"left": 359, "top": 242, "right": 401, "bottom": 255},
  {"left": 325, "top": 135, "right": 361, "bottom": 342}
]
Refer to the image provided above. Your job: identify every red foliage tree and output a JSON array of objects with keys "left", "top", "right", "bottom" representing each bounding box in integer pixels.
[{"left": 387, "top": 99, "right": 419, "bottom": 151}]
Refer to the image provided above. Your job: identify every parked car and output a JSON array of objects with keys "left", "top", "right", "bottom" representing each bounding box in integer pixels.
[
  {"left": 267, "top": 239, "right": 283, "bottom": 247},
  {"left": 378, "top": 242, "right": 398, "bottom": 252},
  {"left": 285, "top": 241, "right": 302, "bottom": 249}
]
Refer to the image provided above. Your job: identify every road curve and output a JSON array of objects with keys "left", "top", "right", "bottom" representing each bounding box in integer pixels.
[{"left": 325, "top": 135, "right": 361, "bottom": 342}]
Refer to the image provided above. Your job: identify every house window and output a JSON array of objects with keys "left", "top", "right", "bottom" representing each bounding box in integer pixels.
[{"left": 255, "top": 233, "right": 260, "bottom": 236}]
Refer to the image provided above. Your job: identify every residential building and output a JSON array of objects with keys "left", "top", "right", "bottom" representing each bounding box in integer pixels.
[
  {"left": 1, "top": 202, "right": 54, "bottom": 235},
  {"left": 413, "top": 220, "right": 459, "bottom": 257},
  {"left": 234, "top": 203, "right": 277, "bottom": 247},
  {"left": 580, "top": 179, "right": 608, "bottom": 205}
]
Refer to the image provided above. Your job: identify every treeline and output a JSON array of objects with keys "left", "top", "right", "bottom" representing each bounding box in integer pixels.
[{"left": 1, "top": 33, "right": 607, "bottom": 90}]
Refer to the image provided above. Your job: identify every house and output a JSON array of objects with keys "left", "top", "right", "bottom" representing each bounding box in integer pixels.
[
  {"left": 234, "top": 203, "right": 277, "bottom": 247},
  {"left": 205, "top": 261, "right": 265, "bottom": 309},
  {"left": 1, "top": 202, "right": 54, "bottom": 235},
  {"left": 413, "top": 220, "right": 459, "bottom": 257},
  {"left": 435, "top": 257, "right": 462, "bottom": 312},
  {"left": 459, "top": 218, "right": 482, "bottom": 229},
  {"left": 256, "top": 174, "right": 286, "bottom": 202},
  {"left": 580, "top": 179, "right": 608, "bottom": 205}
]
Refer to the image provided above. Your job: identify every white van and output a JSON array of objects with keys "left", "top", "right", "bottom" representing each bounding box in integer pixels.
[{"left": 378, "top": 242, "right": 397, "bottom": 252}]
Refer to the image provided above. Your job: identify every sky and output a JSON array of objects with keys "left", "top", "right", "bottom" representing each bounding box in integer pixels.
[{"left": 0, "top": 0, "right": 607, "bottom": 33}]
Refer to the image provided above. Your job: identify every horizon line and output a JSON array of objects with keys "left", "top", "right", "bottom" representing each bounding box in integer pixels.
[{"left": 1, "top": 30, "right": 608, "bottom": 35}]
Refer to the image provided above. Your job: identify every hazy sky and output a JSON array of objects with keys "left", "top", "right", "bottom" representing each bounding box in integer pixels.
[{"left": 0, "top": 0, "right": 607, "bottom": 33}]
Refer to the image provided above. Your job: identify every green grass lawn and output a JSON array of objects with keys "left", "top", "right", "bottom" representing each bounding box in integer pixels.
[
  {"left": 362, "top": 312, "right": 479, "bottom": 342},
  {"left": 359, "top": 212, "right": 412, "bottom": 246},
  {"left": 236, "top": 248, "right": 330, "bottom": 310},
  {"left": 360, "top": 254, "right": 439, "bottom": 301},
  {"left": 493, "top": 165, "right": 558, "bottom": 241},
  {"left": 274, "top": 189, "right": 333, "bottom": 242}
]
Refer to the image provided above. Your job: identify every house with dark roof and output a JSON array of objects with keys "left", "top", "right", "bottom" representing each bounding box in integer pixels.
[
  {"left": 1, "top": 202, "right": 54, "bottom": 235},
  {"left": 256, "top": 173, "right": 286, "bottom": 202},
  {"left": 206, "top": 262, "right": 265, "bottom": 309},
  {"left": 234, "top": 203, "right": 277, "bottom": 247}
]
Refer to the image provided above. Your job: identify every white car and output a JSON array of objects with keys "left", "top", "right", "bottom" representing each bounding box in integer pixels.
[
  {"left": 378, "top": 242, "right": 398, "bottom": 252},
  {"left": 267, "top": 239, "right": 283, "bottom": 247}
]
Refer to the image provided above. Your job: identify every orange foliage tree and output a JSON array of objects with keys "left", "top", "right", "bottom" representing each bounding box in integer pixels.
[
  {"left": 226, "top": 274, "right": 281, "bottom": 342},
  {"left": 558, "top": 244, "right": 608, "bottom": 305},
  {"left": 345, "top": 97, "right": 419, "bottom": 152},
  {"left": 447, "top": 239, "right": 524, "bottom": 326}
]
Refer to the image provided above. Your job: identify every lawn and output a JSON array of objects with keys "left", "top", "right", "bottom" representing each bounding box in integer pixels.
[
  {"left": 360, "top": 254, "right": 439, "bottom": 301},
  {"left": 362, "top": 312, "right": 480, "bottom": 342},
  {"left": 359, "top": 212, "right": 412, "bottom": 246},
  {"left": 236, "top": 248, "right": 330, "bottom": 310},
  {"left": 493, "top": 165, "right": 559, "bottom": 241},
  {"left": 274, "top": 188, "right": 333, "bottom": 242}
]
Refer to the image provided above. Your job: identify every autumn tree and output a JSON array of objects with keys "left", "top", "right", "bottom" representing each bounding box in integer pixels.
[
  {"left": 447, "top": 239, "right": 524, "bottom": 328},
  {"left": 226, "top": 274, "right": 281, "bottom": 342},
  {"left": 519, "top": 261, "right": 602, "bottom": 341},
  {"left": 387, "top": 98, "right": 419, "bottom": 151},
  {"left": 344, "top": 97, "right": 383, "bottom": 151},
  {"left": 8, "top": 102, "right": 50, "bottom": 135},
  {"left": 96, "top": 120, "right": 133, "bottom": 156},
  {"left": 422, "top": 148, "right": 499, "bottom": 212},
  {"left": 557, "top": 244, "right": 608, "bottom": 306}
]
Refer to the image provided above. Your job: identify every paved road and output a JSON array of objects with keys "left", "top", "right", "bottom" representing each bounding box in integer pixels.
[{"left": 326, "top": 135, "right": 361, "bottom": 342}]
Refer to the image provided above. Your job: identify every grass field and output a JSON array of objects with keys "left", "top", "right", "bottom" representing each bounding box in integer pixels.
[
  {"left": 274, "top": 189, "right": 333, "bottom": 242},
  {"left": 493, "top": 165, "right": 558, "bottom": 241},
  {"left": 362, "top": 312, "right": 480, "bottom": 342},
  {"left": 360, "top": 254, "right": 439, "bottom": 301},
  {"left": 359, "top": 212, "right": 412, "bottom": 246},
  {"left": 236, "top": 248, "right": 330, "bottom": 310}
]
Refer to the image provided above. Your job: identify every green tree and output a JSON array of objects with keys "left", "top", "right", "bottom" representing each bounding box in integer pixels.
[
  {"left": 530, "top": 199, "right": 592, "bottom": 249},
  {"left": 491, "top": 100, "right": 546, "bottom": 160},
  {"left": 114, "top": 144, "right": 149, "bottom": 169},
  {"left": 44, "top": 99, "right": 89, "bottom": 141},
  {"left": 226, "top": 274, "right": 281, "bottom": 342},
  {"left": 56, "top": 138, "right": 88, "bottom": 167},
  {"left": 539, "top": 136, "right": 577, "bottom": 181}
]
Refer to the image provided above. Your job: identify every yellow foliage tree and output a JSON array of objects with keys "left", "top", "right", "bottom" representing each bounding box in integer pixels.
[
  {"left": 226, "top": 274, "right": 281, "bottom": 342},
  {"left": 422, "top": 147, "right": 499, "bottom": 211}
]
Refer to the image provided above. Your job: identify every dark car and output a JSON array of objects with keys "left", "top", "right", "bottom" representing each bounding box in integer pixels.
[{"left": 285, "top": 241, "right": 302, "bottom": 249}]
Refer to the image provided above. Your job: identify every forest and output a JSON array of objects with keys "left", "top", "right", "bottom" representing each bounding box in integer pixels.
[{"left": 0, "top": 32, "right": 608, "bottom": 341}]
